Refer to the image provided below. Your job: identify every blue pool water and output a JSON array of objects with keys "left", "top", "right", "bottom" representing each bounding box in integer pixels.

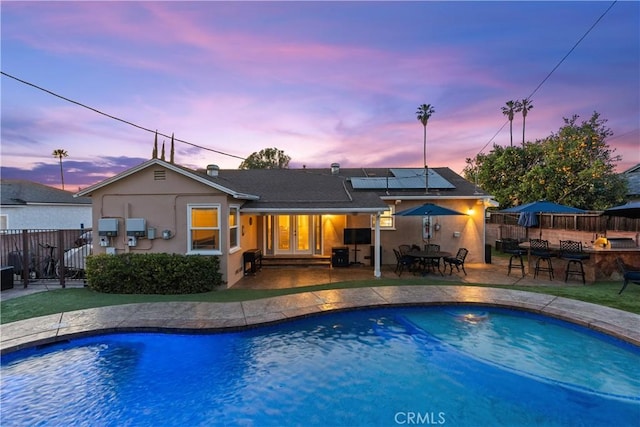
[{"left": 1, "top": 306, "right": 639, "bottom": 426}]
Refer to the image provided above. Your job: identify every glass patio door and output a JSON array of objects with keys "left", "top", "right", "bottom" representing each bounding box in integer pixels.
[{"left": 275, "top": 215, "right": 312, "bottom": 255}]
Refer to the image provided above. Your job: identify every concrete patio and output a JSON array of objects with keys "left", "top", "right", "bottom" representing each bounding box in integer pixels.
[{"left": 2, "top": 256, "right": 639, "bottom": 354}]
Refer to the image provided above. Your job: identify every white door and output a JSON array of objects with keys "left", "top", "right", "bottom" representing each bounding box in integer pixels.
[{"left": 275, "top": 215, "right": 312, "bottom": 255}]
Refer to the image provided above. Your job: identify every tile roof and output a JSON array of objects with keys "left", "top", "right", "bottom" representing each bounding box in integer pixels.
[{"left": 1, "top": 180, "right": 91, "bottom": 205}]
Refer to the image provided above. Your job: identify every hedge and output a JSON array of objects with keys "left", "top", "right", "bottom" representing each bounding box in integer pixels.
[{"left": 86, "top": 253, "right": 223, "bottom": 294}]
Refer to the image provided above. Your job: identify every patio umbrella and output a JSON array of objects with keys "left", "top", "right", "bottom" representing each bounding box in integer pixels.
[
  {"left": 517, "top": 212, "right": 538, "bottom": 228},
  {"left": 602, "top": 201, "right": 640, "bottom": 219},
  {"left": 499, "top": 200, "right": 586, "bottom": 239},
  {"left": 396, "top": 203, "right": 467, "bottom": 243},
  {"left": 396, "top": 203, "right": 468, "bottom": 217}
]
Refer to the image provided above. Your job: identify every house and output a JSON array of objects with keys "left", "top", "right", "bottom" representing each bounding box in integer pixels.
[
  {"left": 76, "top": 159, "right": 494, "bottom": 288},
  {"left": 621, "top": 163, "right": 640, "bottom": 200},
  {"left": 0, "top": 180, "right": 92, "bottom": 230}
]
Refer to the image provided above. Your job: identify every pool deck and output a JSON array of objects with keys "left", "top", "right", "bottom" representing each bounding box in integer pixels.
[
  {"left": 2, "top": 284, "right": 640, "bottom": 354},
  {"left": 2, "top": 258, "right": 640, "bottom": 354}
]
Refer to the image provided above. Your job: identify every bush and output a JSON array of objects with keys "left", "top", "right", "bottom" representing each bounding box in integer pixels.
[{"left": 86, "top": 253, "right": 223, "bottom": 294}]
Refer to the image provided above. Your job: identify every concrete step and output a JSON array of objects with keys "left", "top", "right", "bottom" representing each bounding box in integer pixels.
[{"left": 262, "top": 257, "right": 331, "bottom": 267}]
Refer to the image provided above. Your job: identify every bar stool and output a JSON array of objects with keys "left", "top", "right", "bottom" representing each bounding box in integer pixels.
[
  {"left": 560, "top": 240, "right": 589, "bottom": 284},
  {"left": 503, "top": 239, "right": 525, "bottom": 277},
  {"left": 530, "top": 239, "right": 555, "bottom": 280}
]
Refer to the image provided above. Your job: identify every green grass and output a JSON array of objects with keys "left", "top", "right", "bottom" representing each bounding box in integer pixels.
[{"left": 2, "top": 278, "right": 638, "bottom": 324}]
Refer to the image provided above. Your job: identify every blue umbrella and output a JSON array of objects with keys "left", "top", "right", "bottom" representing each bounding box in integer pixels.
[
  {"left": 602, "top": 201, "right": 640, "bottom": 219},
  {"left": 517, "top": 212, "right": 538, "bottom": 227},
  {"left": 500, "top": 200, "right": 586, "bottom": 215},
  {"left": 396, "top": 203, "right": 467, "bottom": 217},
  {"left": 499, "top": 200, "right": 586, "bottom": 239},
  {"left": 396, "top": 203, "right": 467, "bottom": 244}
]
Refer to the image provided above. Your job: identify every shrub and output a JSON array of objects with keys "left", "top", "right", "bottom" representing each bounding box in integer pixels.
[{"left": 86, "top": 253, "right": 223, "bottom": 294}]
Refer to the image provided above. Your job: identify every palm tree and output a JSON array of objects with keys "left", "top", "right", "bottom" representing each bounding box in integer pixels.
[
  {"left": 501, "top": 100, "right": 521, "bottom": 147},
  {"left": 52, "top": 149, "right": 68, "bottom": 190},
  {"left": 416, "top": 104, "right": 435, "bottom": 193},
  {"left": 520, "top": 98, "right": 533, "bottom": 147}
]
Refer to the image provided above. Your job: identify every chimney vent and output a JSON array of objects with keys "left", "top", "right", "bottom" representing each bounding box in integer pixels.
[
  {"left": 331, "top": 163, "right": 340, "bottom": 175},
  {"left": 206, "top": 164, "right": 219, "bottom": 177}
]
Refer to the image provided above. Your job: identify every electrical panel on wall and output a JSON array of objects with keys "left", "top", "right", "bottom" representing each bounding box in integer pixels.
[
  {"left": 126, "top": 218, "right": 146, "bottom": 237},
  {"left": 98, "top": 218, "right": 119, "bottom": 236}
]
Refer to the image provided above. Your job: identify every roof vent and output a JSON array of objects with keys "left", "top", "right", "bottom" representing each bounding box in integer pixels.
[
  {"left": 330, "top": 163, "right": 340, "bottom": 175},
  {"left": 206, "top": 164, "right": 219, "bottom": 177}
]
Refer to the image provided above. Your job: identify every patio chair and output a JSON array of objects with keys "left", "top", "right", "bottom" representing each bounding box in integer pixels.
[
  {"left": 444, "top": 248, "right": 468, "bottom": 275},
  {"left": 393, "top": 248, "right": 416, "bottom": 276},
  {"left": 398, "top": 244, "right": 413, "bottom": 255},
  {"left": 502, "top": 239, "right": 526, "bottom": 277},
  {"left": 616, "top": 257, "right": 640, "bottom": 295},
  {"left": 424, "top": 244, "right": 441, "bottom": 273},
  {"left": 559, "top": 240, "right": 589, "bottom": 284},
  {"left": 530, "top": 239, "right": 555, "bottom": 280}
]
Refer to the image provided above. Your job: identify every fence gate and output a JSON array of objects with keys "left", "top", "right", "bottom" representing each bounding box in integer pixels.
[{"left": 0, "top": 229, "right": 92, "bottom": 288}]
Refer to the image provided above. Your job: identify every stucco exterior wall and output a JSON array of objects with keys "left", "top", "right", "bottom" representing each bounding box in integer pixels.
[
  {"left": 87, "top": 165, "right": 239, "bottom": 287},
  {"left": 378, "top": 199, "right": 485, "bottom": 265},
  {"left": 1, "top": 205, "right": 91, "bottom": 230}
]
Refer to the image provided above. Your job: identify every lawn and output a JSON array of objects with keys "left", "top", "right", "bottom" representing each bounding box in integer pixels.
[{"left": 2, "top": 278, "right": 639, "bottom": 324}]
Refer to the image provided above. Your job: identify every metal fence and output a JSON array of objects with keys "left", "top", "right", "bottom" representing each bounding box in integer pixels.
[{"left": 0, "top": 229, "right": 92, "bottom": 288}]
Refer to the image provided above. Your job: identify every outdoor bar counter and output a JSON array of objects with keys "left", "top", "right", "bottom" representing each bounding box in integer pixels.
[
  {"left": 582, "top": 247, "right": 640, "bottom": 283},
  {"left": 519, "top": 242, "right": 640, "bottom": 284}
]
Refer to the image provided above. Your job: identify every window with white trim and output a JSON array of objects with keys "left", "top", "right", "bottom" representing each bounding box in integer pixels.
[
  {"left": 229, "top": 206, "right": 240, "bottom": 250},
  {"left": 188, "top": 204, "right": 220, "bottom": 253},
  {"left": 371, "top": 204, "right": 395, "bottom": 229}
]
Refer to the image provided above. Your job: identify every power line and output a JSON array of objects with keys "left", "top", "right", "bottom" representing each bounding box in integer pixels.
[
  {"left": 0, "top": 70, "right": 247, "bottom": 161},
  {"left": 474, "top": 0, "right": 618, "bottom": 158},
  {"left": 524, "top": 0, "right": 617, "bottom": 102}
]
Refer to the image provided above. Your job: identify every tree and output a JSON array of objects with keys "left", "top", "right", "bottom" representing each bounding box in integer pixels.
[
  {"left": 239, "top": 147, "right": 291, "bottom": 169},
  {"left": 520, "top": 98, "right": 533, "bottom": 147},
  {"left": 416, "top": 103, "right": 435, "bottom": 193},
  {"left": 52, "top": 149, "right": 68, "bottom": 190},
  {"left": 152, "top": 131, "right": 158, "bottom": 159},
  {"left": 501, "top": 100, "right": 521, "bottom": 147},
  {"left": 464, "top": 112, "right": 626, "bottom": 210},
  {"left": 170, "top": 133, "right": 175, "bottom": 164}
]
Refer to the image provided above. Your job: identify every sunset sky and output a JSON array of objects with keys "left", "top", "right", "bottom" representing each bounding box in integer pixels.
[{"left": 1, "top": 1, "right": 638, "bottom": 191}]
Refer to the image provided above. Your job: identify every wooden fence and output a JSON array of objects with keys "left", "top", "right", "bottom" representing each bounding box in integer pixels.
[{"left": 0, "top": 229, "right": 91, "bottom": 288}]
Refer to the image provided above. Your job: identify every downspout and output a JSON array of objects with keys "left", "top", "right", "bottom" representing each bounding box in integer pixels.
[{"left": 374, "top": 212, "right": 381, "bottom": 278}]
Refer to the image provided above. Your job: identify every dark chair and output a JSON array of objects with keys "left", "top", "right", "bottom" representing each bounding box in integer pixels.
[
  {"left": 424, "top": 244, "right": 441, "bottom": 273},
  {"left": 559, "top": 240, "right": 589, "bottom": 284},
  {"left": 398, "top": 244, "right": 412, "bottom": 256},
  {"left": 393, "top": 248, "right": 416, "bottom": 276},
  {"left": 616, "top": 257, "right": 640, "bottom": 295},
  {"left": 444, "top": 248, "right": 468, "bottom": 275},
  {"left": 502, "top": 239, "right": 526, "bottom": 277},
  {"left": 529, "top": 239, "right": 555, "bottom": 280}
]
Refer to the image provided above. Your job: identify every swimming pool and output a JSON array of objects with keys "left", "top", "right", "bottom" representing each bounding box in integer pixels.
[{"left": 2, "top": 306, "right": 639, "bottom": 426}]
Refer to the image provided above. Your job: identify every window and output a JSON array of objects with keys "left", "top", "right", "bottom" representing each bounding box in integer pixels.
[
  {"left": 371, "top": 204, "right": 395, "bottom": 229},
  {"left": 229, "top": 206, "right": 240, "bottom": 250},
  {"left": 188, "top": 205, "right": 220, "bottom": 253}
]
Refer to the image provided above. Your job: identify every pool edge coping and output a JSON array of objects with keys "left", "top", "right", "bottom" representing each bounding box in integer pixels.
[{"left": 2, "top": 286, "right": 639, "bottom": 355}]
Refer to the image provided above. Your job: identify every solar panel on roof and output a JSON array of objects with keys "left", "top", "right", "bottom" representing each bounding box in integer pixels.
[{"left": 350, "top": 168, "right": 455, "bottom": 190}]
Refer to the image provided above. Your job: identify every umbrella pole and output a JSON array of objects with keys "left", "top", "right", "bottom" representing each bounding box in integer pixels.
[{"left": 538, "top": 212, "right": 542, "bottom": 240}]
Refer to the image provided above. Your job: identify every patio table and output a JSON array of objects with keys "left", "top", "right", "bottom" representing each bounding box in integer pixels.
[{"left": 406, "top": 251, "right": 452, "bottom": 276}]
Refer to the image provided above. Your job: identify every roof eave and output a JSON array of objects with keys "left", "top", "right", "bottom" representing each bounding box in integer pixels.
[{"left": 240, "top": 207, "right": 386, "bottom": 214}]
